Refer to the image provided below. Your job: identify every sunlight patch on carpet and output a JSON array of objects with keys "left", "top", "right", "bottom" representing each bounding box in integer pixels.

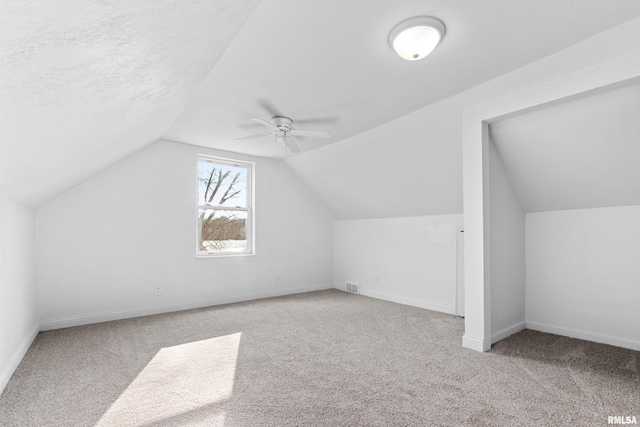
[{"left": 95, "top": 333, "right": 241, "bottom": 426}]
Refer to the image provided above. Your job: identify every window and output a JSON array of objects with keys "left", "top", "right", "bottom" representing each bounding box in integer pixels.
[{"left": 197, "top": 156, "right": 253, "bottom": 256}]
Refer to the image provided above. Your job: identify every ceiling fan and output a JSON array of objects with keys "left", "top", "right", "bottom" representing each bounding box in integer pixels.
[{"left": 236, "top": 116, "right": 331, "bottom": 153}]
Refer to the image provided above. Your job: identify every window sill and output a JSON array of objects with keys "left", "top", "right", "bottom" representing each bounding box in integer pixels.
[{"left": 195, "top": 252, "right": 255, "bottom": 259}]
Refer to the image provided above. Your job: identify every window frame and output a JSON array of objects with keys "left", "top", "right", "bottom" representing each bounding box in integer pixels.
[{"left": 196, "top": 155, "right": 255, "bottom": 258}]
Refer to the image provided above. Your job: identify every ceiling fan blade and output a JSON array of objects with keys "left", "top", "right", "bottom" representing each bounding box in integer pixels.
[
  {"left": 289, "top": 129, "right": 331, "bottom": 138},
  {"left": 252, "top": 118, "right": 278, "bottom": 130},
  {"left": 284, "top": 136, "right": 301, "bottom": 153},
  {"left": 235, "top": 133, "right": 271, "bottom": 141}
]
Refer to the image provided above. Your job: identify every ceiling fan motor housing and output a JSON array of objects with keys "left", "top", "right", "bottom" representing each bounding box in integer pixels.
[
  {"left": 237, "top": 115, "right": 330, "bottom": 153},
  {"left": 270, "top": 116, "right": 291, "bottom": 130}
]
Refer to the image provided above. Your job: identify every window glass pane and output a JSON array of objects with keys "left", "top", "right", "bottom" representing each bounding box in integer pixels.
[
  {"left": 199, "top": 209, "right": 248, "bottom": 253},
  {"left": 198, "top": 159, "right": 248, "bottom": 208}
]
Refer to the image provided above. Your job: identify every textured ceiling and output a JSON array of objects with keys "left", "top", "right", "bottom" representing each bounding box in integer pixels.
[
  {"left": 3, "top": 0, "right": 640, "bottom": 210},
  {"left": 490, "top": 79, "right": 640, "bottom": 213},
  {"left": 0, "top": 0, "right": 259, "bottom": 208}
]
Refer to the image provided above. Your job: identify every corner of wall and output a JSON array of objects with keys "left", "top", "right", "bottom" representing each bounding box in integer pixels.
[
  {"left": 0, "top": 325, "right": 38, "bottom": 395},
  {"left": 491, "top": 321, "right": 526, "bottom": 344},
  {"left": 0, "top": 196, "right": 39, "bottom": 396}
]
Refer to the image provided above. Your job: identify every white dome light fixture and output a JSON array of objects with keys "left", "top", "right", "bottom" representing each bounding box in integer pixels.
[{"left": 389, "top": 16, "right": 446, "bottom": 61}]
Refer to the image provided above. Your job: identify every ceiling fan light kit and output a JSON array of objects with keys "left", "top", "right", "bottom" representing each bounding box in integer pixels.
[{"left": 389, "top": 16, "right": 445, "bottom": 61}]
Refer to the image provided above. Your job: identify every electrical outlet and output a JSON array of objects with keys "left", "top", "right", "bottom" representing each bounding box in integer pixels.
[
  {"left": 274, "top": 275, "right": 280, "bottom": 284},
  {"left": 154, "top": 287, "right": 162, "bottom": 296},
  {"left": 374, "top": 274, "right": 380, "bottom": 284}
]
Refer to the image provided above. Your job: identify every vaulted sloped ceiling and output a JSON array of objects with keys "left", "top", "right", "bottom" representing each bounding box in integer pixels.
[
  {"left": 3, "top": 0, "right": 640, "bottom": 213},
  {"left": 490, "top": 79, "right": 640, "bottom": 213},
  {"left": 164, "top": 0, "right": 640, "bottom": 159},
  {"left": 0, "top": 0, "right": 259, "bottom": 208},
  {"left": 284, "top": 17, "right": 640, "bottom": 220},
  {"left": 284, "top": 102, "right": 464, "bottom": 219}
]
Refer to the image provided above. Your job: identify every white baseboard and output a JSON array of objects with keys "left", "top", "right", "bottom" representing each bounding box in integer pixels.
[
  {"left": 491, "top": 321, "right": 526, "bottom": 344},
  {"left": 462, "top": 334, "right": 489, "bottom": 352},
  {"left": 526, "top": 321, "right": 640, "bottom": 352},
  {"left": 0, "top": 323, "right": 39, "bottom": 396},
  {"left": 40, "top": 283, "right": 333, "bottom": 331},
  {"left": 352, "top": 288, "right": 456, "bottom": 315}
]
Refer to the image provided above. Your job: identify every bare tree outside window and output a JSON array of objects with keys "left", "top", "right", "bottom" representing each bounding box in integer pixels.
[{"left": 197, "top": 157, "right": 252, "bottom": 255}]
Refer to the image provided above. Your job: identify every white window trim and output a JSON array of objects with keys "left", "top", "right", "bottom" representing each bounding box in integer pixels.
[{"left": 196, "top": 155, "right": 255, "bottom": 258}]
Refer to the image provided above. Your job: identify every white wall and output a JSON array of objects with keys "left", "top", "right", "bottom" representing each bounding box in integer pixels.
[
  {"left": 37, "top": 140, "right": 334, "bottom": 329},
  {"left": 0, "top": 196, "right": 38, "bottom": 394},
  {"left": 334, "top": 214, "right": 463, "bottom": 314},
  {"left": 526, "top": 205, "right": 640, "bottom": 351},
  {"left": 489, "top": 141, "right": 526, "bottom": 343}
]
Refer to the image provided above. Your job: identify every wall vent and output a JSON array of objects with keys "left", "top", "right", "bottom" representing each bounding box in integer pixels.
[{"left": 345, "top": 281, "right": 360, "bottom": 294}]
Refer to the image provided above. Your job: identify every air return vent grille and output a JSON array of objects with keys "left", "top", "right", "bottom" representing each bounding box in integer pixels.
[{"left": 345, "top": 281, "right": 360, "bottom": 294}]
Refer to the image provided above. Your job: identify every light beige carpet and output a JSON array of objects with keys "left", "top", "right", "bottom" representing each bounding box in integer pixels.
[{"left": 0, "top": 290, "right": 638, "bottom": 426}]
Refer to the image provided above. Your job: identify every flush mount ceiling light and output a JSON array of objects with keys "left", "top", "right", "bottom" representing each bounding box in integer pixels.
[{"left": 389, "top": 16, "right": 446, "bottom": 61}]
